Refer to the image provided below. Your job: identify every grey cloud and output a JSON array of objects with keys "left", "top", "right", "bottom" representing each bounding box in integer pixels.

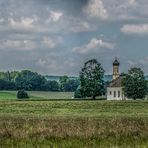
[
  {"left": 83, "top": 0, "right": 148, "bottom": 21},
  {"left": 0, "top": 0, "right": 148, "bottom": 75}
]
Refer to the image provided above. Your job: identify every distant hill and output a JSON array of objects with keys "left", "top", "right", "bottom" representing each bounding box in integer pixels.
[
  {"left": 45, "top": 75, "right": 113, "bottom": 82},
  {"left": 104, "top": 75, "right": 112, "bottom": 82},
  {"left": 45, "top": 75, "right": 78, "bottom": 82},
  {"left": 45, "top": 75, "right": 148, "bottom": 82}
]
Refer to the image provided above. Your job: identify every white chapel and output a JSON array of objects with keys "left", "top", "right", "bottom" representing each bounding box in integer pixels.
[{"left": 107, "top": 58, "right": 125, "bottom": 100}]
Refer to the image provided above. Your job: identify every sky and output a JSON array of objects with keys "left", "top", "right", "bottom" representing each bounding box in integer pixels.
[{"left": 0, "top": 0, "right": 148, "bottom": 76}]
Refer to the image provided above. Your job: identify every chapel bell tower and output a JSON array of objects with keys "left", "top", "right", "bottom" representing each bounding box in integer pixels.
[{"left": 113, "top": 57, "right": 120, "bottom": 80}]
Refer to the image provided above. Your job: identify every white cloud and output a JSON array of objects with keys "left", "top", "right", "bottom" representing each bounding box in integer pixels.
[
  {"left": 0, "top": 40, "right": 36, "bottom": 51},
  {"left": 46, "top": 13, "right": 94, "bottom": 33},
  {"left": 72, "top": 38, "right": 114, "bottom": 54},
  {"left": 48, "top": 11, "right": 63, "bottom": 22},
  {"left": 128, "top": 0, "right": 137, "bottom": 7},
  {"left": 0, "top": 35, "right": 61, "bottom": 51},
  {"left": 83, "top": 0, "right": 108, "bottom": 19},
  {"left": 117, "top": 0, "right": 137, "bottom": 9},
  {"left": 121, "top": 24, "right": 148, "bottom": 35},
  {"left": 82, "top": 0, "right": 146, "bottom": 21},
  {"left": 107, "top": 0, "right": 148, "bottom": 21},
  {"left": 42, "top": 37, "right": 56, "bottom": 48},
  {"left": 42, "top": 36, "right": 62, "bottom": 49},
  {"left": 0, "top": 11, "right": 93, "bottom": 34},
  {"left": 8, "top": 17, "right": 37, "bottom": 29}
]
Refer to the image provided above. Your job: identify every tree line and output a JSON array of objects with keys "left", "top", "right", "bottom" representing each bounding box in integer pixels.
[
  {"left": 0, "top": 70, "right": 79, "bottom": 92},
  {"left": 0, "top": 59, "right": 147, "bottom": 100}
]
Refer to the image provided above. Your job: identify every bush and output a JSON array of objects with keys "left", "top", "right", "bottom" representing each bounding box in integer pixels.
[{"left": 17, "top": 90, "right": 29, "bottom": 99}]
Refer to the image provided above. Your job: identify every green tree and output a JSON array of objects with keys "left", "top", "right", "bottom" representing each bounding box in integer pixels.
[
  {"left": 29, "top": 73, "right": 47, "bottom": 91},
  {"left": 0, "top": 71, "right": 19, "bottom": 82},
  {"left": 122, "top": 67, "right": 147, "bottom": 100},
  {"left": 64, "top": 79, "right": 79, "bottom": 92},
  {"left": 15, "top": 70, "right": 47, "bottom": 90},
  {"left": 0, "top": 79, "right": 16, "bottom": 90},
  {"left": 79, "top": 59, "right": 105, "bottom": 100},
  {"left": 59, "top": 75, "right": 69, "bottom": 91},
  {"left": 74, "top": 85, "right": 83, "bottom": 98},
  {"left": 45, "top": 80, "right": 60, "bottom": 91}
]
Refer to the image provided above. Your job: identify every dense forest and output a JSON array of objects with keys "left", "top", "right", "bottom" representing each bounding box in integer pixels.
[{"left": 0, "top": 70, "right": 79, "bottom": 92}]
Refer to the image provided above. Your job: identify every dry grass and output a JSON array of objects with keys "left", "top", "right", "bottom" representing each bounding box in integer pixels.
[
  {"left": 0, "top": 116, "right": 148, "bottom": 147},
  {"left": 0, "top": 100, "right": 148, "bottom": 147},
  {"left": 0, "top": 116, "right": 148, "bottom": 139}
]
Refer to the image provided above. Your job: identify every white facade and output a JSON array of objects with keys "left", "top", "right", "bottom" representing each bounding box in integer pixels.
[{"left": 107, "top": 87, "right": 124, "bottom": 100}]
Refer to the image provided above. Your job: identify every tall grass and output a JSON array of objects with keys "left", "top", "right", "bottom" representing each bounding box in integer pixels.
[
  {"left": 0, "top": 100, "right": 148, "bottom": 147},
  {"left": 0, "top": 116, "right": 148, "bottom": 147}
]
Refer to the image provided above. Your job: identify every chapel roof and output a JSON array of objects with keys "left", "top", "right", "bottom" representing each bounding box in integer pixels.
[{"left": 107, "top": 76, "right": 122, "bottom": 87}]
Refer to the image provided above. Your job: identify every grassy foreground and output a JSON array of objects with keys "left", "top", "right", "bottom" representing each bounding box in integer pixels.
[{"left": 0, "top": 99, "right": 148, "bottom": 147}]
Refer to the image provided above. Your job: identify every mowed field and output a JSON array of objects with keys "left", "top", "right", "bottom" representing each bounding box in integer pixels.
[
  {"left": 0, "top": 91, "right": 148, "bottom": 147},
  {"left": 0, "top": 91, "right": 74, "bottom": 100}
]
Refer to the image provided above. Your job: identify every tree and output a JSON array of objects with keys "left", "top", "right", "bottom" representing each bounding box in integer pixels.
[
  {"left": 0, "top": 79, "right": 16, "bottom": 90},
  {"left": 15, "top": 70, "right": 47, "bottom": 90},
  {"left": 74, "top": 85, "right": 83, "bottom": 98},
  {"left": 45, "top": 80, "right": 60, "bottom": 91},
  {"left": 0, "top": 71, "right": 19, "bottom": 82},
  {"left": 122, "top": 67, "right": 147, "bottom": 100},
  {"left": 79, "top": 59, "right": 105, "bottom": 100},
  {"left": 64, "top": 79, "right": 80, "bottom": 92},
  {"left": 15, "top": 70, "right": 34, "bottom": 90},
  {"left": 59, "top": 75, "right": 69, "bottom": 91},
  {"left": 29, "top": 73, "right": 47, "bottom": 91}
]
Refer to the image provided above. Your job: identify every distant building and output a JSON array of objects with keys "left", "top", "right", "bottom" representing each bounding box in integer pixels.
[{"left": 107, "top": 58, "right": 125, "bottom": 100}]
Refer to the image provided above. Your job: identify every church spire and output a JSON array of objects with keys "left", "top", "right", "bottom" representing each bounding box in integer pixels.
[{"left": 113, "top": 57, "right": 120, "bottom": 80}]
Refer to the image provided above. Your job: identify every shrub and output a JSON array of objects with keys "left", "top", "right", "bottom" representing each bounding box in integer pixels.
[{"left": 17, "top": 90, "right": 29, "bottom": 99}]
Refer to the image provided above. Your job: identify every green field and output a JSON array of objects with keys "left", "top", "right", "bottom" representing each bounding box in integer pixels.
[
  {"left": 0, "top": 91, "right": 74, "bottom": 100},
  {"left": 0, "top": 91, "right": 148, "bottom": 147}
]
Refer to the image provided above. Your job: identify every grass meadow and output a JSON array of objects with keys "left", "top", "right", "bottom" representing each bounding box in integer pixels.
[
  {"left": 0, "top": 91, "right": 74, "bottom": 100},
  {"left": 0, "top": 91, "right": 148, "bottom": 147}
]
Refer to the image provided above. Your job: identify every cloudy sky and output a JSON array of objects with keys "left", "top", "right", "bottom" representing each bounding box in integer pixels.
[{"left": 0, "top": 0, "right": 148, "bottom": 76}]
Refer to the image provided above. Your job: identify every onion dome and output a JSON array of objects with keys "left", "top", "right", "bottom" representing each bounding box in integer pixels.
[{"left": 113, "top": 57, "right": 120, "bottom": 66}]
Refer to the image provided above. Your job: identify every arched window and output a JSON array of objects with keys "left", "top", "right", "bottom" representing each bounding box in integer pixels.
[
  {"left": 118, "top": 91, "right": 120, "bottom": 98},
  {"left": 114, "top": 91, "right": 116, "bottom": 97}
]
